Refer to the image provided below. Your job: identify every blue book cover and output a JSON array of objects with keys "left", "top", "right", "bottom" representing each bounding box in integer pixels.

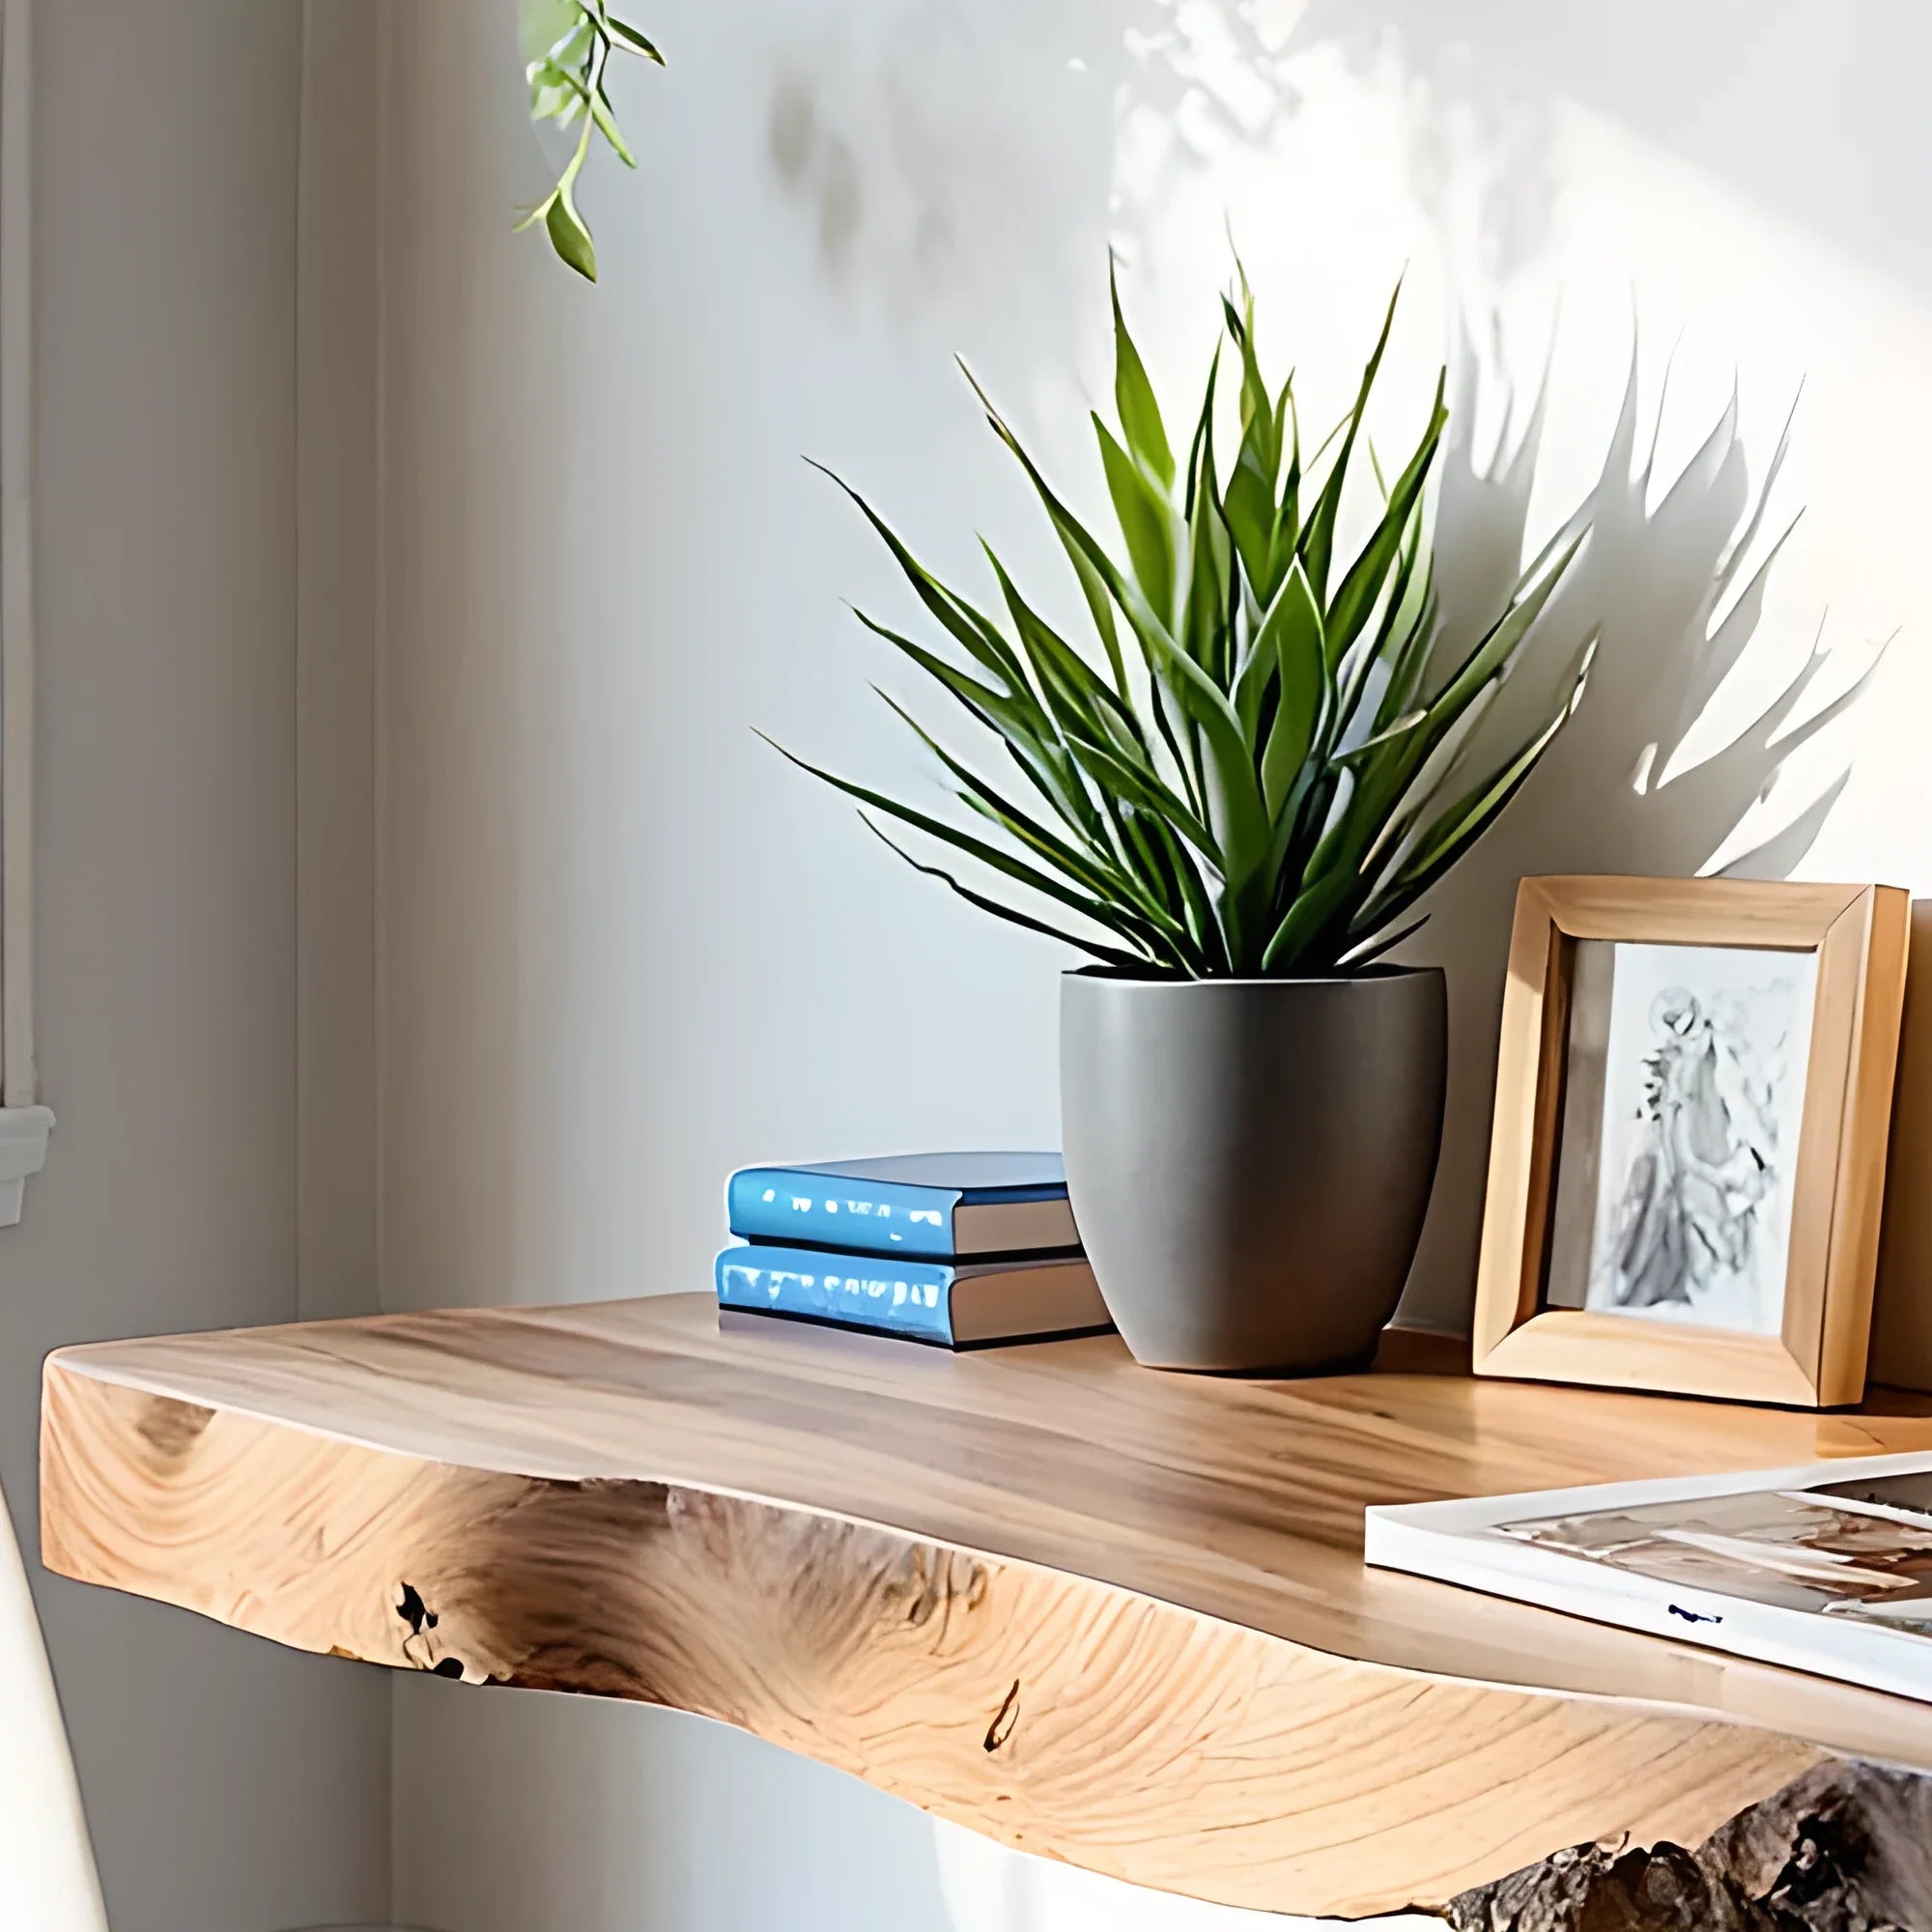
[
  {"left": 725, "top": 1152, "right": 1075, "bottom": 1259},
  {"left": 716, "top": 1242, "right": 1107, "bottom": 1349}
]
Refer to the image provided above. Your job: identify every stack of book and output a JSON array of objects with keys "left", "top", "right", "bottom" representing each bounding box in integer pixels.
[{"left": 716, "top": 1152, "right": 1110, "bottom": 1350}]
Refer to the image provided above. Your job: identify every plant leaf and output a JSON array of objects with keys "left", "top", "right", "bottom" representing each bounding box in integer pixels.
[
  {"left": 608, "top": 16, "right": 666, "bottom": 60},
  {"left": 1219, "top": 294, "right": 1283, "bottom": 601},
  {"left": 1299, "top": 276, "right": 1402, "bottom": 601},
  {"left": 862, "top": 819, "right": 1156, "bottom": 972},
  {"left": 1262, "top": 861, "right": 1357, "bottom": 972},
  {"left": 1259, "top": 560, "right": 1327, "bottom": 817},
  {"left": 1179, "top": 429, "right": 1232, "bottom": 679},
  {"left": 1094, "top": 415, "right": 1178, "bottom": 628},
  {"left": 1222, "top": 292, "right": 1276, "bottom": 470},
  {"left": 1179, "top": 342, "right": 1220, "bottom": 520},
  {"left": 1406, "top": 526, "right": 1585, "bottom": 765},
  {"left": 759, "top": 733, "right": 1159, "bottom": 951},
  {"left": 1373, "top": 539, "right": 1435, "bottom": 729},
  {"left": 514, "top": 189, "right": 558, "bottom": 235},
  {"left": 980, "top": 544, "right": 1146, "bottom": 763},
  {"left": 963, "top": 365, "right": 1264, "bottom": 886},
  {"left": 958, "top": 363, "right": 1131, "bottom": 695},
  {"left": 1353, "top": 642, "right": 1593, "bottom": 941},
  {"left": 872, "top": 689, "right": 1189, "bottom": 956},
  {"left": 809, "top": 462, "right": 1032, "bottom": 696},
  {"left": 1338, "top": 912, "right": 1430, "bottom": 969},
  {"left": 1270, "top": 376, "right": 1301, "bottom": 583},
  {"left": 589, "top": 88, "right": 638, "bottom": 165},
  {"left": 1148, "top": 815, "right": 1226, "bottom": 972},
  {"left": 1111, "top": 262, "right": 1175, "bottom": 489},
  {"left": 1330, "top": 708, "right": 1427, "bottom": 767},
  {"left": 528, "top": 51, "right": 590, "bottom": 119},
  {"left": 965, "top": 360, "right": 1212, "bottom": 800},
  {"left": 1322, "top": 370, "right": 1444, "bottom": 667},
  {"left": 846, "top": 607, "right": 1089, "bottom": 830},
  {"left": 522, "top": 0, "right": 586, "bottom": 64},
  {"left": 545, "top": 185, "right": 597, "bottom": 280},
  {"left": 1063, "top": 734, "right": 1221, "bottom": 867}
]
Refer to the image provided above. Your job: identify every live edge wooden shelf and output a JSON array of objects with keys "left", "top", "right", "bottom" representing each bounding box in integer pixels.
[{"left": 38, "top": 1295, "right": 1932, "bottom": 1921}]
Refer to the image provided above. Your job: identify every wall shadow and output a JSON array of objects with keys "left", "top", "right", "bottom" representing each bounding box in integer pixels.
[
  {"left": 753, "top": 0, "right": 1301, "bottom": 345},
  {"left": 1399, "top": 321, "right": 1875, "bottom": 1328}
]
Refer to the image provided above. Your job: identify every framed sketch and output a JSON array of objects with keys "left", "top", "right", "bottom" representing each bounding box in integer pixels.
[{"left": 1472, "top": 876, "right": 1911, "bottom": 1406}]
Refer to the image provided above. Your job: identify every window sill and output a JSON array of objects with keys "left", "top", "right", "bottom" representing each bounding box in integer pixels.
[{"left": 0, "top": 1104, "right": 52, "bottom": 1225}]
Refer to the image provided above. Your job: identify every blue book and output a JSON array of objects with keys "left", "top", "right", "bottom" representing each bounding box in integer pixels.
[
  {"left": 725, "top": 1152, "right": 1077, "bottom": 1260},
  {"left": 716, "top": 1242, "right": 1109, "bottom": 1349}
]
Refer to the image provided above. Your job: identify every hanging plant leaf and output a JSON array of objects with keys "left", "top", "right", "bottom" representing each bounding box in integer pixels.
[{"left": 519, "top": 1, "right": 661, "bottom": 280}]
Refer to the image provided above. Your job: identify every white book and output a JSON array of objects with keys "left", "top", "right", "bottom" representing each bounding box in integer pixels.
[{"left": 1365, "top": 1452, "right": 1932, "bottom": 1704}]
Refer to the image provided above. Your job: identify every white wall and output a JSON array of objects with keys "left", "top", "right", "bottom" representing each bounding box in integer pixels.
[
  {"left": 298, "top": 0, "right": 382, "bottom": 1334},
  {"left": 375, "top": 3, "right": 1932, "bottom": 1928},
  {"left": 1, "top": 4, "right": 390, "bottom": 1928}
]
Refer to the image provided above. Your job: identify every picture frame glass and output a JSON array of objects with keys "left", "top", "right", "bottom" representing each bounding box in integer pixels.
[{"left": 1543, "top": 938, "right": 1820, "bottom": 1337}]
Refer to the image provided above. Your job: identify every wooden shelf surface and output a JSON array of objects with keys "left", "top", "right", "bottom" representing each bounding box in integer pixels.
[{"left": 39, "top": 1293, "right": 1932, "bottom": 1919}]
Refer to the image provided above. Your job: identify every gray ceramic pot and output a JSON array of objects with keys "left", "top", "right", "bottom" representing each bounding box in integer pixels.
[{"left": 1060, "top": 969, "right": 1447, "bottom": 1374}]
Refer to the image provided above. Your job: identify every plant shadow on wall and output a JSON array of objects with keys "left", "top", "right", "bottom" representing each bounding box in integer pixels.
[
  {"left": 1405, "top": 333, "right": 1882, "bottom": 1327},
  {"left": 759, "top": 0, "right": 1301, "bottom": 310}
]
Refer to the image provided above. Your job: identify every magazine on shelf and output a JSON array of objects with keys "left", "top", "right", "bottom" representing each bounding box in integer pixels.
[{"left": 1365, "top": 1452, "right": 1932, "bottom": 1704}]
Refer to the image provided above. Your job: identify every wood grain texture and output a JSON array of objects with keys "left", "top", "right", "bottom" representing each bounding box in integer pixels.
[
  {"left": 1871, "top": 900, "right": 1932, "bottom": 1392},
  {"left": 1817, "top": 883, "right": 1912, "bottom": 1402},
  {"left": 39, "top": 1294, "right": 1932, "bottom": 1919}
]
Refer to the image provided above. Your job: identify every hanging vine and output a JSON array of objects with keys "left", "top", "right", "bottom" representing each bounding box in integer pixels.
[{"left": 519, "top": 0, "right": 662, "bottom": 281}]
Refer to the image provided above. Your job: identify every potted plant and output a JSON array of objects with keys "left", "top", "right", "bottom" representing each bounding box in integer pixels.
[{"left": 774, "top": 268, "right": 1593, "bottom": 1373}]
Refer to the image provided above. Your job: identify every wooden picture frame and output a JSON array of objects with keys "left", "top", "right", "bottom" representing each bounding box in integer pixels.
[{"left": 1472, "top": 876, "right": 1911, "bottom": 1407}]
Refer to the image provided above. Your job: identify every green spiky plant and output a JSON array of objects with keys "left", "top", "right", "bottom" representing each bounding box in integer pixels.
[{"left": 773, "top": 269, "right": 1596, "bottom": 977}]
